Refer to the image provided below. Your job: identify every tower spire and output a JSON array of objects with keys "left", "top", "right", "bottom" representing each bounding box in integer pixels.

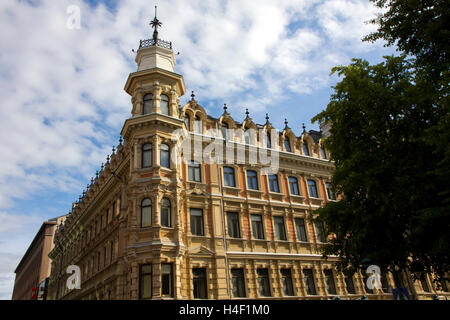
[{"left": 150, "top": 5, "right": 162, "bottom": 42}]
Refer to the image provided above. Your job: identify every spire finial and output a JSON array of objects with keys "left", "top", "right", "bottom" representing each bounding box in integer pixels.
[
  {"left": 266, "top": 113, "right": 269, "bottom": 121},
  {"left": 284, "top": 118, "right": 288, "bottom": 127},
  {"left": 245, "top": 108, "right": 249, "bottom": 118},
  {"left": 223, "top": 103, "right": 228, "bottom": 113},
  {"left": 302, "top": 123, "right": 306, "bottom": 132},
  {"left": 191, "top": 91, "right": 195, "bottom": 101},
  {"left": 150, "top": 5, "right": 162, "bottom": 42},
  {"left": 119, "top": 136, "right": 123, "bottom": 146}
]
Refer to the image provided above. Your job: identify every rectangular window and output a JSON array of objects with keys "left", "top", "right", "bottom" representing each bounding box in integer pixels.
[
  {"left": 246, "top": 171, "right": 258, "bottom": 190},
  {"left": 188, "top": 161, "right": 201, "bottom": 182},
  {"left": 227, "top": 212, "right": 240, "bottom": 238},
  {"left": 420, "top": 274, "right": 430, "bottom": 293},
  {"left": 231, "top": 268, "right": 246, "bottom": 298},
  {"left": 190, "top": 209, "right": 204, "bottom": 236},
  {"left": 273, "top": 216, "right": 287, "bottom": 241},
  {"left": 223, "top": 167, "right": 236, "bottom": 187},
  {"left": 325, "top": 182, "right": 336, "bottom": 200},
  {"left": 97, "top": 252, "right": 100, "bottom": 271},
  {"left": 344, "top": 275, "right": 356, "bottom": 294},
  {"left": 160, "top": 144, "right": 170, "bottom": 168},
  {"left": 363, "top": 273, "right": 373, "bottom": 294},
  {"left": 324, "top": 269, "right": 336, "bottom": 294},
  {"left": 303, "top": 269, "right": 317, "bottom": 295},
  {"left": 381, "top": 272, "right": 390, "bottom": 293},
  {"left": 193, "top": 268, "right": 207, "bottom": 299},
  {"left": 268, "top": 174, "right": 280, "bottom": 193},
  {"left": 288, "top": 177, "right": 299, "bottom": 195},
  {"left": 103, "top": 247, "right": 107, "bottom": 267},
  {"left": 110, "top": 241, "right": 113, "bottom": 263},
  {"left": 111, "top": 202, "right": 115, "bottom": 221},
  {"left": 295, "top": 218, "right": 308, "bottom": 242},
  {"left": 161, "top": 263, "right": 173, "bottom": 297},
  {"left": 139, "top": 264, "right": 152, "bottom": 299},
  {"left": 315, "top": 221, "right": 326, "bottom": 243},
  {"left": 257, "top": 268, "right": 271, "bottom": 297},
  {"left": 281, "top": 269, "right": 294, "bottom": 296},
  {"left": 307, "top": 179, "right": 319, "bottom": 198},
  {"left": 106, "top": 209, "right": 109, "bottom": 224},
  {"left": 251, "top": 214, "right": 264, "bottom": 240}
]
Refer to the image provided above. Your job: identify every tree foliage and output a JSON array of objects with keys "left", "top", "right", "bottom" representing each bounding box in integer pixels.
[{"left": 312, "top": 0, "right": 449, "bottom": 289}]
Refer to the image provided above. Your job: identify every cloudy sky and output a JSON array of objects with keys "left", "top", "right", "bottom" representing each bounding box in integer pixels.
[{"left": 0, "top": 0, "right": 394, "bottom": 299}]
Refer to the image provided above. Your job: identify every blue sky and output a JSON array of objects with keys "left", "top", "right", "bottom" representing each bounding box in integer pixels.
[{"left": 0, "top": 0, "right": 395, "bottom": 299}]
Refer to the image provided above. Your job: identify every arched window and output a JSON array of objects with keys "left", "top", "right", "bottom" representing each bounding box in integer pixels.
[
  {"left": 142, "top": 143, "right": 152, "bottom": 168},
  {"left": 221, "top": 122, "right": 228, "bottom": 140},
  {"left": 320, "top": 146, "right": 327, "bottom": 159},
  {"left": 303, "top": 142, "right": 310, "bottom": 156},
  {"left": 184, "top": 114, "right": 191, "bottom": 131},
  {"left": 143, "top": 93, "right": 153, "bottom": 114},
  {"left": 284, "top": 137, "right": 291, "bottom": 152},
  {"left": 194, "top": 115, "right": 202, "bottom": 133},
  {"left": 161, "top": 198, "right": 171, "bottom": 227},
  {"left": 160, "top": 143, "right": 170, "bottom": 168},
  {"left": 160, "top": 94, "right": 169, "bottom": 115},
  {"left": 141, "top": 198, "right": 152, "bottom": 227}
]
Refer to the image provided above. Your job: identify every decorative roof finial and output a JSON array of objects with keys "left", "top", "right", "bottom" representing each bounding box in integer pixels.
[
  {"left": 101, "top": 162, "right": 104, "bottom": 170},
  {"left": 91, "top": 177, "right": 94, "bottom": 184},
  {"left": 284, "top": 118, "right": 289, "bottom": 129},
  {"left": 96, "top": 170, "right": 99, "bottom": 178},
  {"left": 302, "top": 123, "right": 306, "bottom": 132},
  {"left": 112, "top": 146, "right": 115, "bottom": 154},
  {"left": 119, "top": 136, "right": 123, "bottom": 146},
  {"left": 265, "top": 113, "right": 269, "bottom": 122},
  {"left": 191, "top": 91, "right": 195, "bottom": 101},
  {"left": 223, "top": 103, "right": 228, "bottom": 113},
  {"left": 245, "top": 108, "right": 249, "bottom": 118},
  {"left": 106, "top": 155, "right": 110, "bottom": 163},
  {"left": 150, "top": 6, "right": 162, "bottom": 42}
]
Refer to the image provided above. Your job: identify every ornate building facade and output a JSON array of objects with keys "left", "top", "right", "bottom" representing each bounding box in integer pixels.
[{"left": 46, "top": 16, "right": 447, "bottom": 301}]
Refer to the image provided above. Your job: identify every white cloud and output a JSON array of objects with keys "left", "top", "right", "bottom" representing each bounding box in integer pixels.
[{"left": 0, "top": 0, "right": 391, "bottom": 299}]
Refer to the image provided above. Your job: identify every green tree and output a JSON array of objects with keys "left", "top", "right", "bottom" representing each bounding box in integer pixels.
[{"left": 311, "top": 0, "right": 449, "bottom": 292}]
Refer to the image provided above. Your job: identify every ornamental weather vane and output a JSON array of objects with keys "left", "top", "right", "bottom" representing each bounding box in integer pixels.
[{"left": 150, "top": 6, "right": 162, "bottom": 42}]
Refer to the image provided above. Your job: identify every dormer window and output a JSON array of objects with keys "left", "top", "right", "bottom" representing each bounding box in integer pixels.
[
  {"left": 284, "top": 137, "right": 291, "bottom": 152},
  {"left": 160, "top": 94, "right": 169, "bottom": 115},
  {"left": 143, "top": 93, "right": 153, "bottom": 114},
  {"left": 244, "top": 128, "right": 251, "bottom": 145},
  {"left": 266, "top": 132, "right": 271, "bottom": 148},
  {"left": 194, "top": 115, "right": 202, "bottom": 133},
  {"left": 221, "top": 122, "right": 228, "bottom": 140},
  {"left": 303, "top": 143, "right": 310, "bottom": 156},
  {"left": 184, "top": 115, "right": 191, "bottom": 131},
  {"left": 320, "top": 146, "right": 327, "bottom": 159}
]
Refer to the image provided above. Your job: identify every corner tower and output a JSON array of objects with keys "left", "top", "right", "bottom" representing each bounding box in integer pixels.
[
  {"left": 119, "top": 9, "right": 187, "bottom": 299},
  {"left": 124, "top": 7, "right": 185, "bottom": 117}
]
